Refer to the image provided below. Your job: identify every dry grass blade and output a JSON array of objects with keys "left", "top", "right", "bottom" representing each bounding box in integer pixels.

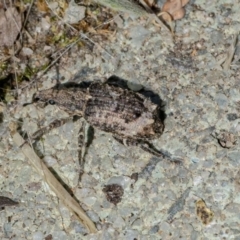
[
  {"left": 11, "top": 132, "right": 97, "bottom": 234},
  {"left": 95, "top": 0, "right": 148, "bottom": 16},
  {"left": 96, "top": 0, "right": 170, "bottom": 33}
]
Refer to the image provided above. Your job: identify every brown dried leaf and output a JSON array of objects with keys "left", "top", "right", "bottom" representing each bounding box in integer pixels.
[
  {"left": 181, "top": 0, "right": 190, "bottom": 7},
  {"left": 172, "top": 7, "right": 185, "bottom": 20},
  {"left": 161, "top": 0, "right": 189, "bottom": 21},
  {"left": 96, "top": 29, "right": 114, "bottom": 35},
  {"left": 0, "top": 7, "right": 22, "bottom": 47},
  {"left": 162, "top": 0, "right": 182, "bottom": 15},
  {"left": 37, "top": 0, "right": 49, "bottom": 13}
]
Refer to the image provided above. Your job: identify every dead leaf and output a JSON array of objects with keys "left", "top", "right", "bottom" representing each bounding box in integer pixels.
[
  {"left": 96, "top": 29, "right": 114, "bottom": 35},
  {"left": 37, "top": 0, "right": 49, "bottom": 13},
  {"left": 0, "top": 7, "right": 22, "bottom": 47},
  {"left": 161, "top": 0, "right": 190, "bottom": 21},
  {"left": 182, "top": 0, "right": 190, "bottom": 7},
  {"left": 162, "top": 0, "right": 182, "bottom": 15},
  {"left": 172, "top": 7, "right": 185, "bottom": 20}
]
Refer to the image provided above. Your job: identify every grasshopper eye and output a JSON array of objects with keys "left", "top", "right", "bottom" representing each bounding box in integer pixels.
[{"left": 48, "top": 99, "right": 55, "bottom": 105}]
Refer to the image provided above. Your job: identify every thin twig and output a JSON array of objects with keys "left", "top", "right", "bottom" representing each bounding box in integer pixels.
[{"left": 22, "top": 0, "right": 35, "bottom": 32}]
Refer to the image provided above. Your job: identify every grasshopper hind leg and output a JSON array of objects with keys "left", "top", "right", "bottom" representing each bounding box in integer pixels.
[{"left": 113, "top": 135, "right": 182, "bottom": 162}]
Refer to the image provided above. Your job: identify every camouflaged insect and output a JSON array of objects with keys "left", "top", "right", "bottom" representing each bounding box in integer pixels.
[{"left": 32, "top": 79, "right": 166, "bottom": 158}]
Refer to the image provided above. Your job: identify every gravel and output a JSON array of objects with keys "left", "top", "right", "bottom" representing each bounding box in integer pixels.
[{"left": 1, "top": 0, "right": 240, "bottom": 239}]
